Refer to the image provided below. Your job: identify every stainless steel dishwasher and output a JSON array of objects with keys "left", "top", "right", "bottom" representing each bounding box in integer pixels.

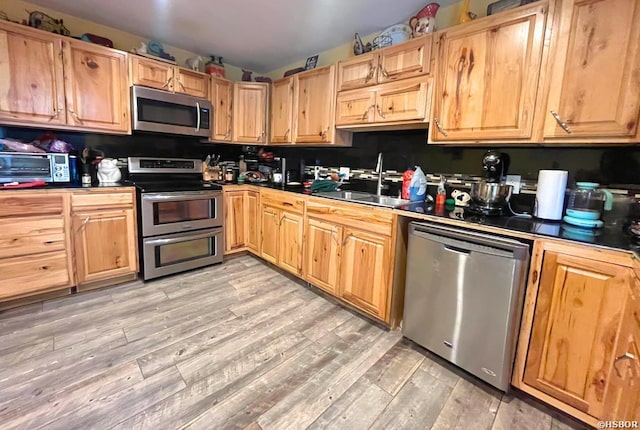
[{"left": 403, "top": 221, "right": 530, "bottom": 391}]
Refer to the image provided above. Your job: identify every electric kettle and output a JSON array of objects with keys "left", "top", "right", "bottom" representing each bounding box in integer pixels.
[{"left": 563, "top": 182, "right": 613, "bottom": 228}]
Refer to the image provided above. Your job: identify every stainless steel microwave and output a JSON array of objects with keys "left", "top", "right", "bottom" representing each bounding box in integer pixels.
[
  {"left": 131, "top": 86, "right": 212, "bottom": 137},
  {"left": 0, "top": 152, "right": 70, "bottom": 183}
]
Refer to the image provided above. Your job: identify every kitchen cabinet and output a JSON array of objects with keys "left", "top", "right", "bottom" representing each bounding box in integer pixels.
[
  {"left": 339, "top": 228, "right": 390, "bottom": 320},
  {"left": 0, "top": 23, "right": 66, "bottom": 126},
  {"left": 336, "top": 35, "right": 432, "bottom": 91},
  {"left": 277, "top": 211, "right": 304, "bottom": 276},
  {"left": 540, "top": 0, "right": 640, "bottom": 142},
  {"left": 71, "top": 190, "right": 138, "bottom": 288},
  {"left": 260, "top": 205, "right": 279, "bottom": 265},
  {"left": 244, "top": 190, "right": 261, "bottom": 253},
  {"left": 0, "top": 191, "right": 73, "bottom": 301},
  {"left": 430, "top": 2, "right": 548, "bottom": 142},
  {"left": 130, "top": 55, "right": 210, "bottom": 98},
  {"left": 224, "top": 191, "right": 246, "bottom": 253},
  {"left": 293, "top": 65, "right": 338, "bottom": 144},
  {"left": 514, "top": 240, "right": 640, "bottom": 427},
  {"left": 210, "top": 77, "right": 233, "bottom": 142},
  {"left": 0, "top": 20, "right": 130, "bottom": 134},
  {"left": 233, "top": 82, "right": 269, "bottom": 144},
  {"left": 304, "top": 218, "right": 343, "bottom": 295},
  {"left": 336, "top": 76, "right": 431, "bottom": 128},
  {"left": 64, "top": 40, "right": 130, "bottom": 133},
  {"left": 270, "top": 77, "right": 294, "bottom": 144}
]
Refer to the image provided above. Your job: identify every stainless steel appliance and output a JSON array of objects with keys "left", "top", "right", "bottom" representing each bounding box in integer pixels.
[
  {"left": 127, "top": 157, "right": 223, "bottom": 280},
  {"left": 403, "top": 222, "right": 530, "bottom": 391},
  {"left": 131, "top": 86, "right": 212, "bottom": 137},
  {"left": 469, "top": 150, "right": 513, "bottom": 215},
  {"left": 0, "top": 152, "right": 70, "bottom": 183}
]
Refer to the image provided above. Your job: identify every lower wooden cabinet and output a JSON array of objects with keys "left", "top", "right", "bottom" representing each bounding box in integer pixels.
[
  {"left": 244, "top": 190, "right": 260, "bottom": 252},
  {"left": 224, "top": 191, "right": 246, "bottom": 253},
  {"left": 0, "top": 251, "right": 71, "bottom": 300},
  {"left": 304, "top": 218, "right": 342, "bottom": 295},
  {"left": 339, "top": 228, "right": 390, "bottom": 320},
  {"left": 260, "top": 205, "right": 279, "bottom": 265},
  {"left": 277, "top": 211, "right": 304, "bottom": 276},
  {"left": 72, "top": 208, "right": 138, "bottom": 285},
  {"left": 515, "top": 240, "right": 640, "bottom": 426}
]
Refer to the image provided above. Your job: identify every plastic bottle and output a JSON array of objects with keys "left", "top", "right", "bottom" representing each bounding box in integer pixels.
[
  {"left": 239, "top": 155, "right": 247, "bottom": 174},
  {"left": 435, "top": 175, "right": 446, "bottom": 205},
  {"left": 402, "top": 167, "right": 414, "bottom": 200}
]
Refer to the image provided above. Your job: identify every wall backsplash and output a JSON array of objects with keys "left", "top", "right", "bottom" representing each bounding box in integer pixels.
[{"left": 3, "top": 127, "right": 640, "bottom": 187}]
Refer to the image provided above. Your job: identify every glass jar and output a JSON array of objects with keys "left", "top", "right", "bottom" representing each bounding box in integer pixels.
[{"left": 566, "top": 182, "right": 613, "bottom": 220}]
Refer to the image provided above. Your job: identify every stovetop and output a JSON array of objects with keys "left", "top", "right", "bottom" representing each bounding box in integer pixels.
[{"left": 124, "top": 179, "right": 223, "bottom": 193}]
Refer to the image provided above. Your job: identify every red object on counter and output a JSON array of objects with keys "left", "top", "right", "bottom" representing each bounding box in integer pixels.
[
  {"left": 435, "top": 193, "right": 446, "bottom": 206},
  {"left": 402, "top": 168, "right": 414, "bottom": 200},
  {"left": 2, "top": 180, "right": 47, "bottom": 189}
]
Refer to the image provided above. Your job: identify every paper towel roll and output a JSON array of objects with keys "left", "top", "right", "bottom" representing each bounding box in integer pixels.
[{"left": 535, "top": 170, "right": 568, "bottom": 220}]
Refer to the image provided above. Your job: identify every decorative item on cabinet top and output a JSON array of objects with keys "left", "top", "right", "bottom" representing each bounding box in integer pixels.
[{"left": 409, "top": 3, "right": 439, "bottom": 36}]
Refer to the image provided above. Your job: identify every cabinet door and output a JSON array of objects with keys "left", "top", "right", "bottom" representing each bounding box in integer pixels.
[
  {"left": 523, "top": 252, "right": 629, "bottom": 418},
  {"left": 270, "top": 78, "right": 294, "bottom": 143},
  {"left": 278, "top": 211, "right": 303, "bottom": 276},
  {"left": 304, "top": 218, "right": 342, "bottom": 295},
  {"left": 73, "top": 209, "right": 138, "bottom": 284},
  {"left": 129, "top": 56, "right": 174, "bottom": 91},
  {"left": 63, "top": 40, "right": 130, "bottom": 133},
  {"left": 335, "top": 87, "right": 376, "bottom": 126},
  {"left": 339, "top": 228, "right": 390, "bottom": 320},
  {"left": 375, "top": 76, "right": 431, "bottom": 123},
  {"left": 233, "top": 83, "right": 268, "bottom": 143},
  {"left": 294, "top": 65, "right": 336, "bottom": 143},
  {"left": 542, "top": 0, "right": 640, "bottom": 140},
  {"left": 336, "top": 52, "right": 378, "bottom": 91},
  {"left": 175, "top": 68, "right": 210, "bottom": 98},
  {"left": 211, "top": 77, "right": 233, "bottom": 142},
  {"left": 260, "top": 205, "right": 279, "bottom": 265},
  {"left": 603, "top": 274, "right": 640, "bottom": 421},
  {"left": 431, "top": 4, "right": 547, "bottom": 141},
  {"left": 0, "top": 23, "right": 66, "bottom": 125},
  {"left": 244, "top": 190, "right": 261, "bottom": 252},
  {"left": 378, "top": 35, "right": 432, "bottom": 83},
  {"left": 224, "top": 191, "right": 245, "bottom": 253}
]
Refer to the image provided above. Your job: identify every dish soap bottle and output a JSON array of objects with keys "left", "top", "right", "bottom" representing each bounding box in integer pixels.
[{"left": 436, "top": 175, "right": 447, "bottom": 206}]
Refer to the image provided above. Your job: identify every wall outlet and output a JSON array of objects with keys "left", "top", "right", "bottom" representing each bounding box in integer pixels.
[{"left": 506, "top": 175, "right": 522, "bottom": 194}]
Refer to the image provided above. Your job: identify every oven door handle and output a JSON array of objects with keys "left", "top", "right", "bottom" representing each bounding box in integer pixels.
[
  {"left": 142, "top": 191, "right": 221, "bottom": 202},
  {"left": 145, "top": 229, "right": 220, "bottom": 246},
  {"left": 196, "top": 102, "right": 201, "bottom": 133}
]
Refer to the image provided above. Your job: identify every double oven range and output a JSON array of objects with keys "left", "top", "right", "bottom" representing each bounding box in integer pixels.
[{"left": 126, "top": 157, "right": 224, "bottom": 280}]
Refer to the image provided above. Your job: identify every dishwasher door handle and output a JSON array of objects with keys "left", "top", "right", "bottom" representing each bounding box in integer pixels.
[{"left": 444, "top": 244, "right": 471, "bottom": 255}]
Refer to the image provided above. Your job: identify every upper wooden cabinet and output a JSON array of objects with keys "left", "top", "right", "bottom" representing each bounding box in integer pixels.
[
  {"left": 64, "top": 40, "right": 130, "bottom": 133},
  {"left": 294, "top": 65, "right": 337, "bottom": 144},
  {"left": 270, "top": 77, "right": 294, "bottom": 144},
  {"left": 210, "top": 77, "right": 233, "bottom": 142},
  {"left": 233, "top": 82, "right": 269, "bottom": 144},
  {"left": 130, "top": 56, "right": 210, "bottom": 98},
  {"left": 430, "top": 2, "right": 548, "bottom": 142},
  {"left": 540, "top": 0, "right": 640, "bottom": 142},
  {"left": 337, "top": 35, "right": 432, "bottom": 91},
  {"left": 515, "top": 240, "right": 640, "bottom": 426},
  {"left": 0, "top": 24, "right": 66, "bottom": 126},
  {"left": 0, "top": 21, "right": 130, "bottom": 134},
  {"left": 336, "top": 76, "right": 432, "bottom": 128}
]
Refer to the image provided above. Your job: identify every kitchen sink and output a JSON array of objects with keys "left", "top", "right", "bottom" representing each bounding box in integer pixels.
[{"left": 316, "top": 191, "right": 412, "bottom": 208}]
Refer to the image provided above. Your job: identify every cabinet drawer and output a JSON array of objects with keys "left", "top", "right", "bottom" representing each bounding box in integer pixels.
[
  {"left": 260, "top": 191, "right": 306, "bottom": 214},
  {"left": 306, "top": 197, "right": 393, "bottom": 236},
  {"left": 0, "top": 192, "right": 64, "bottom": 217},
  {"left": 71, "top": 190, "right": 134, "bottom": 210},
  {"left": 0, "top": 216, "right": 65, "bottom": 258},
  {"left": 0, "top": 251, "right": 71, "bottom": 300}
]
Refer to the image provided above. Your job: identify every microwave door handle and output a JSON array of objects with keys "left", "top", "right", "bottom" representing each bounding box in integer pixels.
[{"left": 196, "top": 102, "right": 201, "bottom": 132}]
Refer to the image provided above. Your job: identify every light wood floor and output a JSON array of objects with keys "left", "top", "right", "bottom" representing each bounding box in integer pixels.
[{"left": 0, "top": 255, "right": 589, "bottom": 430}]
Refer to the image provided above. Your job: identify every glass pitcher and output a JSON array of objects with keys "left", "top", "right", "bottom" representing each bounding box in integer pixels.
[{"left": 566, "top": 182, "right": 613, "bottom": 220}]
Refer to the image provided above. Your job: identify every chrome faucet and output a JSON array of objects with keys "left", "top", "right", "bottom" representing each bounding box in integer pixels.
[{"left": 375, "top": 152, "right": 383, "bottom": 196}]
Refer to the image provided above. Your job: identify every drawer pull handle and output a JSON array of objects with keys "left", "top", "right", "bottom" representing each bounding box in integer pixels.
[
  {"left": 162, "top": 76, "right": 173, "bottom": 89},
  {"left": 68, "top": 109, "right": 84, "bottom": 125},
  {"left": 376, "top": 104, "right": 386, "bottom": 119},
  {"left": 77, "top": 216, "right": 90, "bottom": 231},
  {"left": 362, "top": 105, "right": 375, "bottom": 120},
  {"left": 614, "top": 353, "right": 636, "bottom": 377},
  {"left": 365, "top": 63, "right": 375, "bottom": 83},
  {"left": 283, "top": 202, "right": 294, "bottom": 207}
]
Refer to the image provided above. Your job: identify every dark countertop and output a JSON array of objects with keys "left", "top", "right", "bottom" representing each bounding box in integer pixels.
[{"left": 231, "top": 182, "right": 639, "bottom": 255}]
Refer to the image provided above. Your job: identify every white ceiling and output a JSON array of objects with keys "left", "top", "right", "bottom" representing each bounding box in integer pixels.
[{"left": 27, "top": 0, "right": 456, "bottom": 73}]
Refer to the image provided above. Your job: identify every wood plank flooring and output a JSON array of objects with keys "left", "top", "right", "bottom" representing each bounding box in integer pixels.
[{"left": 0, "top": 255, "right": 590, "bottom": 430}]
